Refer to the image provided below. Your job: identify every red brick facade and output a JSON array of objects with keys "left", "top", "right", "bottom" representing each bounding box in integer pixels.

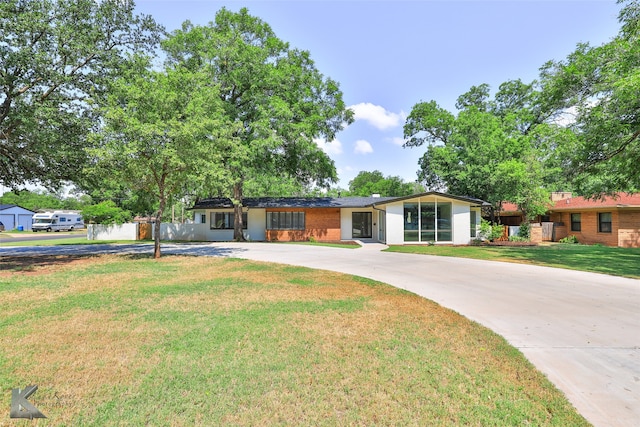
[
  {"left": 524, "top": 194, "right": 640, "bottom": 248},
  {"left": 265, "top": 208, "right": 341, "bottom": 242},
  {"left": 550, "top": 211, "right": 621, "bottom": 246}
]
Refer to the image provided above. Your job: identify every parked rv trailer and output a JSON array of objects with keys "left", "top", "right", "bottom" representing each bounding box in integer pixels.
[{"left": 32, "top": 211, "right": 84, "bottom": 232}]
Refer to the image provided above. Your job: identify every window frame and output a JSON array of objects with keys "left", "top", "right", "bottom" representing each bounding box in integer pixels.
[
  {"left": 598, "top": 212, "right": 612, "bottom": 233},
  {"left": 470, "top": 211, "right": 477, "bottom": 238},
  {"left": 266, "top": 211, "right": 305, "bottom": 230},
  {"left": 570, "top": 213, "right": 581, "bottom": 232},
  {"left": 210, "top": 212, "right": 247, "bottom": 230}
]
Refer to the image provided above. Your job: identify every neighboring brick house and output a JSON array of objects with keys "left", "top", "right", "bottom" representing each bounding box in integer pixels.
[
  {"left": 546, "top": 193, "right": 640, "bottom": 248},
  {"left": 188, "top": 192, "right": 489, "bottom": 245}
]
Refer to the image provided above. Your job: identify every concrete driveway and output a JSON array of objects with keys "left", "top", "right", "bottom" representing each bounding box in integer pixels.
[{"left": 1, "top": 241, "right": 638, "bottom": 427}]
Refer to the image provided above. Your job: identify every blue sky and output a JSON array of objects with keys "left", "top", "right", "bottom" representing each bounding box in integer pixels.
[{"left": 135, "top": 0, "right": 622, "bottom": 189}]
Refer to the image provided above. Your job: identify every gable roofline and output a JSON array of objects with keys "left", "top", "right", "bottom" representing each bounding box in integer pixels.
[
  {"left": 0, "top": 204, "right": 36, "bottom": 213},
  {"left": 368, "top": 191, "right": 491, "bottom": 207}
]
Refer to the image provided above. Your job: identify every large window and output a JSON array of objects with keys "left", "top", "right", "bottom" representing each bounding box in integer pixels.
[
  {"left": 571, "top": 213, "right": 581, "bottom": 232},
  {"left": 267, "top": 211, "right": 305, "bottom": 230},
  {"left": 470, "top": 211, "right": 477, "bottom": 238},
  {"left": 403, "top": 201, "right": 452, "bottom": 242},
  {"left": 420, "top": 202, "right": 435, "bottom": 242},
  {"left": 404, "top": 203, "right": 419, "bottom": 241},
  {"left": 437, "top": 203, "right": 452, "bottom": 241},
  {"left": 598, "top": 212, "right": 612, "bottom": 233},
  {"left": 211, "top": 212, "right": 247, "bottom": 230}
]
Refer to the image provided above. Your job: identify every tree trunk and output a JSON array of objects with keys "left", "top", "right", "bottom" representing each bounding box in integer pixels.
[
  {"left": 154, "top": 196, "right": 166, "bottom": 259},
  {"left": 233, "top": 181, "right": 246, "bottom": 241}
]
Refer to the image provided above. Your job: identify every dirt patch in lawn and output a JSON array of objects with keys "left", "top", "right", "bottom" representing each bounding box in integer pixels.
[{"left": 0, "top": 254, "right": 100, "bottom": 275}]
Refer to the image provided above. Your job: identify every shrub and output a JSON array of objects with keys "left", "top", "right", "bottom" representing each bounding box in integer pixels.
[
  {"left": 559, "top": 235, "right": 579, "bottom": 244},
  {"left": 508, "top": 236, "right": 529, "bottom": 242},
  {"left": 479, "top": 220, "right": 504, "bottom": 242},
  {"left": 517, "top": 222, "right": 531, "bottom": 240}
]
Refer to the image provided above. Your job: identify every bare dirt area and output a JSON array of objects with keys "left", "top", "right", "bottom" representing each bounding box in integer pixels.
[{"left": 0, "top": 254, "right": 101, "bottom": 275}]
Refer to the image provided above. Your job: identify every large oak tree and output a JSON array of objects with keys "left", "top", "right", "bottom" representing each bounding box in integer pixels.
[
  {"left": 162, "top": 8, "right": 353, "bottom": 240},
  {"left": 0, "top": 0, "right": 162, "bottom": 190},
  {"left": 539, "top": 0, "right": 640, "bottom": 195}
]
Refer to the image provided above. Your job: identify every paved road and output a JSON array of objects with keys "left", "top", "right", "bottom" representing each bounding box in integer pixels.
[
  {"left": 1, "top": 242, "right": 638, "bottom": 427},
  {"left": 0, "top": 230, "right": 86, "bottom": 243}
]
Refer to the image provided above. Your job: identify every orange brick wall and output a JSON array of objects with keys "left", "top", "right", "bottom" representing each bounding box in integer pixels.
[
  {"left": 618, "top": 210, "right": 640, "bottom": 248},
  {"left": 554, "top": 225, "right": 568, "bottom": 241},
  {"left": 265, "top": 208, "right": 341, "bottom": 242},
  {"left": 530, "top": 224, "right": 542, "bottom": 243},
  {"left": 551, "top": 211, "right": 619, "bottom": 246}
]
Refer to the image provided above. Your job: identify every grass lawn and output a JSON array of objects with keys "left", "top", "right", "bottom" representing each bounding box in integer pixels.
[
  {"left": 385, "top": 243, "right": 640, "bottom": 279},
  {"left": 0, "top": 255, "right": 588, "bottom": 426}
]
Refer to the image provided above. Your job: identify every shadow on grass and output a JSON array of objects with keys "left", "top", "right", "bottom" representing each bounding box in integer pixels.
[{"left": 1, "top": 254, "right": 100, "bottom": 272}]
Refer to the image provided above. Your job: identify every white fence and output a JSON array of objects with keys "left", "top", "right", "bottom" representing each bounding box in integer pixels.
[
  {"left": 87, "top": 223, "right": 245, "bottom": 242},
  {"left": 157, "top": 223, "right": 209, "bottom": 241},
  {"left": 87, "top": 223, "right": 139, "bottom": 240}
]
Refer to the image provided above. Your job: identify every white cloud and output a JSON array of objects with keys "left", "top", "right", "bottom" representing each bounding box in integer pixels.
[
  {"left": 349, "top": 103, "right": 404, "bottom": 130},
  {"left": 314, "top": 137, "right": 343, "bottom": 155},
  {"left": 551, "top": 106, "right": 578, "bottom": 127},
  {"left": 389, "top": 136, "right": 406, "bottom": 146},
  {"left": 354, "top": 139, "right": 373, "bottom": 154}
]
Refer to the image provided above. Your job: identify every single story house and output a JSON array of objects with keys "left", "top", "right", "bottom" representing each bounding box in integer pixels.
[
  {"left": 547, "top": 193, "right": 640, "bottom": 248},
  {"left": 0, "top": 204, "right": 36, "bottom": 231},
  {"left": 497, "top": 193, "right": 640, "bottom": 247},
  {"left": 188, "top": 192, "right": 489, "bottom": 245}
]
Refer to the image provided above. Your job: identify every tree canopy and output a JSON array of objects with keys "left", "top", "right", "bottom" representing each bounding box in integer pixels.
[
  {"left": 403, "top": 81, "right": 558, "bottom": 220},
  {"left": 0, "top": 189, "right": 87, "bottom": 212},
  {"left": 162, "top": 8, "right": 353, "bottom": 240},
  {"left": 348, "top": 170, "right": 421, "bottom": 197},
  {"left": 538, "top": 0, "right": 640, "bottom": 195},
  {"left": 81, "top": 200, "right": 131, "bottom": 225},
  {"left": 403, "top": 1, "right": 640, "bottom": 211},
  {"left": 0, "top": 0, "right": 162, "bottom": 190},
  {"left": 89, "top": 58, "right": 232, "bottom": 258}
]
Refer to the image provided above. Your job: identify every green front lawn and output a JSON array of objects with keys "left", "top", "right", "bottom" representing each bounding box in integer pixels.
[
  {"left": 385, "top": 243, "right": 640, "bottom": 279},
  {"left": 0, "top": 255, "right": 588, "bottom": 426}
]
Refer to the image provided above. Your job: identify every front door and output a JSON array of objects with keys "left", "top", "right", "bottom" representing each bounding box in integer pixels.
[{"left": 352, "top": 212, "right": 372, "bottom": 238}]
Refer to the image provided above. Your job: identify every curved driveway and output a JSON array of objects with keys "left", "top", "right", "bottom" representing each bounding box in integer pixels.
[{"left": 1, "top": 241, "right": 638, "bottom": 427}]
